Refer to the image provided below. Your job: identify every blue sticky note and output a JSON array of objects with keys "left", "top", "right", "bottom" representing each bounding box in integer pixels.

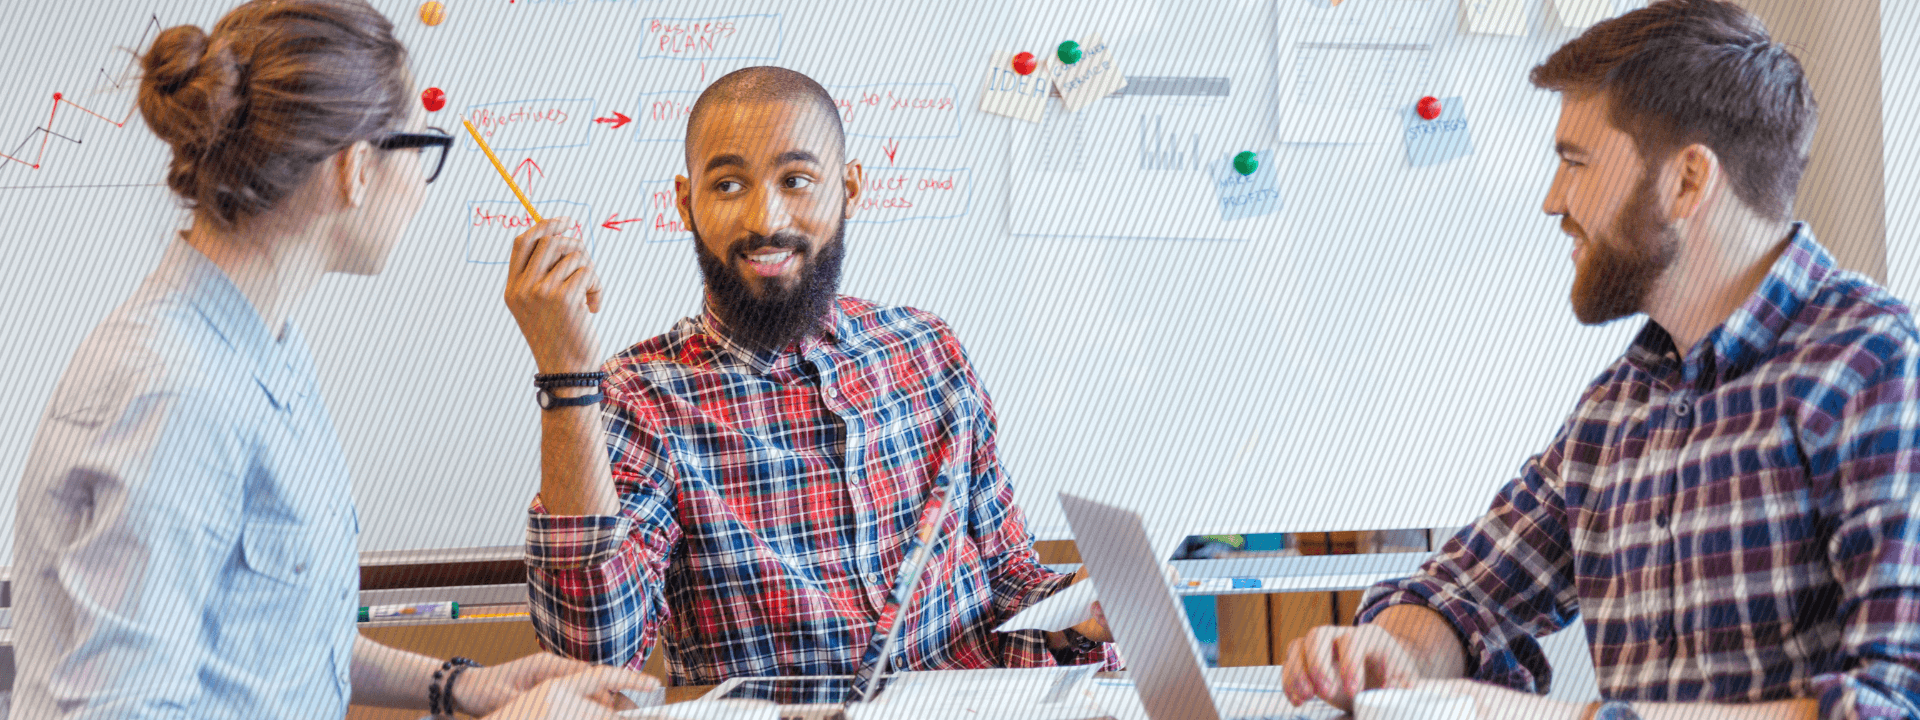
[
  {"left": 1230, "top": 578, "right": 1262, "bottom": 589},
  {"left": 1209, "top": 149, "right": 1281, "bottom": 222},
  {"left": 1404, "top": 96, "right": 1473, "bottom": 167}
]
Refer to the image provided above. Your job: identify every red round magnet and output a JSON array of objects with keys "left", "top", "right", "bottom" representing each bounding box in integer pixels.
[
  {"left": 1417, "top": 96, "right": 1442, "bottom": 121},
  {"left": 1012, "top": 51, "right": 1037, "bottom": 76},
  {"left": 421, "top": 87, "right": 447, "bottom": 113}
]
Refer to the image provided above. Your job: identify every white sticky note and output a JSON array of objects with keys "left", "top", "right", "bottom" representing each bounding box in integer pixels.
[
  {"left": 1554, "top": 0, "right": 1614, "bottom": 28},
  {"left": 1046, "top": 34, "right": 1127, "bottom": 112},
  {"left": 980, "top": 51, "right": 1051, "bottom": 123},
  {"left": 1461, "top": 0, "right": 1528, "bottom": 36}
]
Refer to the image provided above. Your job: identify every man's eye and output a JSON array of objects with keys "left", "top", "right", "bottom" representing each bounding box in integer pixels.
[
  {"left": 784, "top": 176, "right": 813, "bottom": 189},
  {"left": 717, "top": 181, "right": 743, "bottom": 193}
]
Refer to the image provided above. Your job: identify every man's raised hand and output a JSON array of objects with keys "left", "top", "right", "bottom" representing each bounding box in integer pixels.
[{"left": 505, "top": 217, "right": 604, "bottom": 374}]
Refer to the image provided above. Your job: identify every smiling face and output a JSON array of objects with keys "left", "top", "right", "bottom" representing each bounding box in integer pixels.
[
  {"left": 1542, "top": 92, "right": 1681, "bottom": 325},
  {"left": 675, "top": 96, "right": 864, "bottom": 352}
]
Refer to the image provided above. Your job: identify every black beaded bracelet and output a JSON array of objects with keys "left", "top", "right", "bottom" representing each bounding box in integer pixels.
[
  {"left": 428, "top": 657, "right": 480, "bottom": 718},
  {"left": 444, "top": 660, "right": 480, "bottom": 717},
  {"left": 534, "top": 371, "right": 606, "bottom": 389}
]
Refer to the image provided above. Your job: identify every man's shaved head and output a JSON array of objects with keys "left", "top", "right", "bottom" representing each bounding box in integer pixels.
[{"left": 686, "top": 66, "right": 845, "bottom": 169}]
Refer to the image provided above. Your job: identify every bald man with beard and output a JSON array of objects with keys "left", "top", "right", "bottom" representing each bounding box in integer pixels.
[{"left": 500, "top": 66, "right": 1116, "bottom": 690}]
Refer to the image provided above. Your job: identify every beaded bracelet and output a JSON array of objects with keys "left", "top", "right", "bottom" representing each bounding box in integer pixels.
[
  {"left": 534, "top": 371, "right": 607, "bottom": 389},
  {"left": 428, "top": 656, "right": 480, "bottom": 718},
  {"left": 444, "top": 660, "right": 480, "bottom": 717}
]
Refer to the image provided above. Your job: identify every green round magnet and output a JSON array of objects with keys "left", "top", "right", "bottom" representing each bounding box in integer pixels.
[
  {"left": 1233, "top": 151, "right": 1259, "bottom": 176},
  {"left": 1056, "top": 40, "right": 1082, "bottom": 65}
]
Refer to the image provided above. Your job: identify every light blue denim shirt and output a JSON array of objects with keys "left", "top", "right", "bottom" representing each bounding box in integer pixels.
[{"left": 13, "top": 240, "right": 359, "bottom": 720}]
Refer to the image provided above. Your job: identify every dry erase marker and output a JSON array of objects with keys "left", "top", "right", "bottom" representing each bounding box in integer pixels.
[{"left": 359, "top": 601, "right": 459, "bottom": 623}]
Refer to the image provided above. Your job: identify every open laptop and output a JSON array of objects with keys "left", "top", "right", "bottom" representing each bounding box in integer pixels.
[
  {"left": 678, "top": 485, "right": 1097, "bottom": 719},
  {"left": 1060, "top": 492, "right": 1327, "bottom": 720}
]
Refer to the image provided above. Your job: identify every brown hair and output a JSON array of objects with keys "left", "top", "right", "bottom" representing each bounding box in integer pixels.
[
  {"left": 1530, "top": 0, "right": 1816, "bottom": 223},
  {"left": 139, "top": 0, "right": 410, "bottom": 229}
]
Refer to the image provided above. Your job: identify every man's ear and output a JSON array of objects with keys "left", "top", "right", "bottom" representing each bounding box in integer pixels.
[
  {"left": 1669, "top": 143, "right": 1718, "bottom": 222},
  {"left": 842, "top": 159, "right": 865, "bottom": 220},
  {"left": 674, "top": 175, "right": 693, "bottom": 229},
  {"left": 334, "top": 141, "right": 374, "bottom": 210}
]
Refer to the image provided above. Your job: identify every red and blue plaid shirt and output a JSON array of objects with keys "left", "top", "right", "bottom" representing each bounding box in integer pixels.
[
  {"left": 1359, "top": 226, "right": 1920, "bottom": 718},
  {"left": 524, "top": 296, "right": 1114, "bottom": 685}
]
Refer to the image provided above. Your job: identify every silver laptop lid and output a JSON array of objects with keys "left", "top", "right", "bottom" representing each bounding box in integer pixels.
[{"left": 1059, "top": 492, "right": 1222, "bottom": 720}]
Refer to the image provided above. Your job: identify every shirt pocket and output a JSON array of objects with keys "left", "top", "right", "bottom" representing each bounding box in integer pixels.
[{"left": 241, "top": 520, "right": 323, "bottom": 586}]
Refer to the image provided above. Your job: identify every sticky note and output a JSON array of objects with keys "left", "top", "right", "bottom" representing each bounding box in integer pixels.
[
  {"left": 1404, "top": 96, "right": 1473, "bottom": 167},
  {"left": 1461, "top": 0, "right": 1528, "bottom": 36},
  {"left": 1208, "top": 149, "right": 1281, "bottom": 221},
  {"left": 979, "top": 51, "right": 1050, "bottom": 123},
  {"left": 1553, "top": 0, "right": 1614, "bottom": 28},
  {"left": 1046, "top": 33, "right": 1127, "bottom": 112}
]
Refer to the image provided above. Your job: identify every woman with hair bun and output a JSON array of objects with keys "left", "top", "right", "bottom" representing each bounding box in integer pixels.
[{"left": 10, "top": 2, "right": 656, "bottom": 718}]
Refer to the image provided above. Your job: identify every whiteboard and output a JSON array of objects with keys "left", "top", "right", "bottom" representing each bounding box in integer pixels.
[
  {"left": 0, "top": 0, "right": 1645, "bottom": 564},
  {"left": 1886, "top": 1, "right": 1919, "bottom": 300}
]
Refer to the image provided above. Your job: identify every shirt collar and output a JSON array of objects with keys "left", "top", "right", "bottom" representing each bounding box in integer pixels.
[
  {"left": 698, "top": 298, "right": 848, "bottom": 374},
  {"left": 157, "top": 238, "right": 310, "bottom": 406},
  {"left": 1625, "top": 222, "right": 1830, "bottom": 387}
]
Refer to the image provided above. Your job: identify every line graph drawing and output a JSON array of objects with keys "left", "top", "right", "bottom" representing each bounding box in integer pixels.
[{"left": 0, "top": 14, "right": 160, "bottom": 178}]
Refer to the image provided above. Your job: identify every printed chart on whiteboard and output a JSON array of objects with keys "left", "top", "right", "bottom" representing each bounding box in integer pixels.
[{"left": 1007, "top": 77, "right": 1269, "bottom": 241}]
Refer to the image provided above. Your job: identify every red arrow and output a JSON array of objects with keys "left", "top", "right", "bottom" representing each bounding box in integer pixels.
[
  {"left": 882, "top": 138, "right": 899, "bottom": 166},
  {"left": 512, "top": 157, "right": 544, "bottom": 198},
  {"left": 601, "top": 213, "right": 645, "bottom": 231},
  {"left": 594, "top": 112, "right": 632, "bottom": 130}
]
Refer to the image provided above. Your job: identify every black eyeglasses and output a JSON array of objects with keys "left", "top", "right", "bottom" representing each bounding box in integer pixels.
[{"left": 376, "top": 127, "right": 452, "bottom": 183}]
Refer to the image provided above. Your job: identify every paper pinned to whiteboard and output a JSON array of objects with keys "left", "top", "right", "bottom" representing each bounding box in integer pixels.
[
  {"left": 1461, "top": 0, "right": 1528, "bottom": 36},
  {"left": 1047, "top": 33, "right": 1127, "bottom": 112},
  {"left": 1274, "top": 0, "right": 1439, "bottom": 144},
  {"left": 1007, "top": 76, "right": 1269, "bottom": 240},
  {"left": 981, "top": 51, "right": 1051, "bottom": 122}
]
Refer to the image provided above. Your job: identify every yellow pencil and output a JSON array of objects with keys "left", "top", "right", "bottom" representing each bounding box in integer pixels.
[{"left": 461, "top": 117, "right": 542, "bottom": 223}]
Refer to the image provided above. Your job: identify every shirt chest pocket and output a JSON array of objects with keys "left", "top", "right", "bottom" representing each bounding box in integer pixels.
[{"left": 241, "top": 521, "right": 325, "bottom": 586}]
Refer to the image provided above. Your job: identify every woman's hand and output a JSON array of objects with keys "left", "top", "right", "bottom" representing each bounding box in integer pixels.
[
  {"left": 454, "top": 653, "right": 657, "bottom": 717},
  {"left": 478, "top": 665, "right": 659, "bottom": 720}
]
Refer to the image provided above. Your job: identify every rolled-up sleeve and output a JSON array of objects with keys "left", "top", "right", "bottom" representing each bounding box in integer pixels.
[
  {"left": 1807, "top": 353, "right": 1920, "bottom": 719},
  {"left": 526, "top": 385, "right": 683, "bottom": 670},
  {"left": 1355, "top": 424, "right": 1580, "bottom": 694},
  {"left": 951, "top": 335, "right": 1118, "bottom": 670},
  {"left": 35, "top": 389, "right": 245, "bottom": 720}
]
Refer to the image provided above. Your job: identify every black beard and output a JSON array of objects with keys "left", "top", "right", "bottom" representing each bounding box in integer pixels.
[{"left": 693, "top": 219, "right": 846, "bottom": 354}]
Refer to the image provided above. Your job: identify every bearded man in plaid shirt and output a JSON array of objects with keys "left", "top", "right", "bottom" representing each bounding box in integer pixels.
[
  {"left": 498, "top": 66, "right": 1116, "bottom": 687},
  {"left": 1279, "top": 2, "right": 1920, "bottom": 719}
]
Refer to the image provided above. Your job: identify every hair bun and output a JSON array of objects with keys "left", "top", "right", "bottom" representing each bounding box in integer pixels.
[{"left": 138, "top": 24, "right": 241, "bottom": 149}]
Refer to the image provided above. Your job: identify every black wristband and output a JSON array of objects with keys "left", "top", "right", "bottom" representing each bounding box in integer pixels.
[
  {"left": 537, "top": 388, "right": 605, "bottom": 410},
  {"left": 534, "top": 371, "right": 606, "bottom": 389},
  {"left": 1060, "top": 626, "right": 1101, "bottom": 653}
]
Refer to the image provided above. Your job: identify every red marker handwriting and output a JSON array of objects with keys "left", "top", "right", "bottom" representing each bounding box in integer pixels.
[
  {"left": 881, "top": 139, "right": 898, "bottom": 166},
  {"left": 512, "top": 157, "right": 544, "bottom": 198}
]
